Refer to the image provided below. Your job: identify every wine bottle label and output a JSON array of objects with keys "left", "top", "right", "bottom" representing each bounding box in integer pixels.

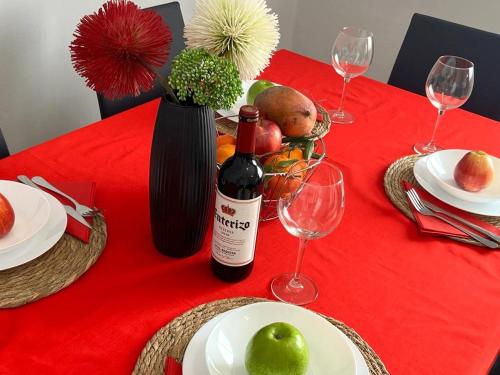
[{"left": 212, "top": 189, "right": 262, "bottom": 267}]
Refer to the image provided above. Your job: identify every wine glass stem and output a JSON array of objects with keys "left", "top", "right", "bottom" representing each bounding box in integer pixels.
[
  {"left": 337, "top": 77, "right": 350, "bottom": 114},
  {"left": 427, "top": 109, "right": 445, "bottom": 148},
  {"left": 289, "top": 237, "right": 309, "bottom": 289}
]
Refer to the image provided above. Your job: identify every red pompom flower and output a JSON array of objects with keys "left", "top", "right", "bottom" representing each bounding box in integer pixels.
[{"left": 70, "top": 0, "right": 172, "bottom": 99}]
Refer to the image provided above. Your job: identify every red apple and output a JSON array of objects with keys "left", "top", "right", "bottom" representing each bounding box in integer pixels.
[
  {"left": 0, "top": 193, "right": 15, "bottom": 238},
  {"left": 255, "top": 119, "right": 282, "bottom": 155},
  {"left": 454, "top": 150, "right": 495, "bottom": 192}
]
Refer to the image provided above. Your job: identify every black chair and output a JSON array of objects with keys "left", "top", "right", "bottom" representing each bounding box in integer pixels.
[
  {"left": 490, "top": 355, "right": 500, "bottom": 375},
  {"left": 0, "top": 129, "right": 9, "bottom": 159},
  {"left": 97, "top": 2, "right": 185, "bottom": 119},
  {"left": 388, "top": 13, "right": 500, "bottom": 121}
]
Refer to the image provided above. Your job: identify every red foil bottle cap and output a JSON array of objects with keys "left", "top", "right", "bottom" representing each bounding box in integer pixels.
[
  {"left": 236, "top": 106, "right": 259, "bottom": 154},
  {"left": 239, "top": 105, "right": 259, "bottom": 121}
]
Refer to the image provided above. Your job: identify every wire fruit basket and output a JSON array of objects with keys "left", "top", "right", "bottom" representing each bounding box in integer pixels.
[
  {"left": 216, "top": 102, "right": 330, "bottom": 221},
  {"left": 258, "top": 137, "right": 326, "bottom": 221},
  {"left": 216, "top": 136, "right": 326, "bottom": 221}
]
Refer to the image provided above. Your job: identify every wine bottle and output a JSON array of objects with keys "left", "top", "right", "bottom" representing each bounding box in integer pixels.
[{"left": 211, "top": 105, "right": 264, "bottom": 281}]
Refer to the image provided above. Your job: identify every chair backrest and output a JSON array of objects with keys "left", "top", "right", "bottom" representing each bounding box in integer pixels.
[
  {"left": 489, "top": 355, "right": 500, "bottom": 375},
  {"left": 0, "top": 129, "right": 9, "bottom": 159},
  {"left": 388, "top": 13, "right": 500, "bottom": 121},
  {"left": 97, "top": 2, "right": 185, "bottom": 119}
]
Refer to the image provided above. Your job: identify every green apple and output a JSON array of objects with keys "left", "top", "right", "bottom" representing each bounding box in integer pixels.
[
  {"left": 247, "top": 80, "right": 275, "bottom": 105},
  {"left": 245, "top": 322, "right": 309, "bottom": 375}
]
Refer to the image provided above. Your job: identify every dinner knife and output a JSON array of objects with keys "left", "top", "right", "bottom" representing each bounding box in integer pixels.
[
  {"left": 421, "top": 199, "right": 500, "bottom": 244},
  {"left": 17, "top": 175, "right": 92, "bottom": 229}
]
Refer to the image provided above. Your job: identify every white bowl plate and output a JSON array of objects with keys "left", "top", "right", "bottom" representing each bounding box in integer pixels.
[
  {"left": 183, "top": 311, "right": 227, "bottom": 374},
  {"left": 0, "top": 188, "right": 67, "bottom": 270},
  {"left": 426, "top": 149, "right": 500, "bottom": 203},
  {"left": 0, "top": 180, "right": 51, "bottom": 254},
  {"left": 413, "top": 156, "right": 500, "bottom": 216},
  {"left": 183, "top": 307, "right": 369, "bottom": 375},
  {"left": 205, "top": 301, "right": 357, "bottom": 375}
]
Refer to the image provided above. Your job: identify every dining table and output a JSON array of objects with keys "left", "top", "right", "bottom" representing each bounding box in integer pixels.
[{"left": 0, "top": 49, "right": 499, "bottom": 375}]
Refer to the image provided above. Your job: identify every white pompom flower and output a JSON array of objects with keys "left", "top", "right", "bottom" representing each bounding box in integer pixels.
[{"left": 185, "top": 0, "right": 280, "bottom": 80}]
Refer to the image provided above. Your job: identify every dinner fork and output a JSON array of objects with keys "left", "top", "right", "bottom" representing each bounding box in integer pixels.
[
  {"left": 406, "top": 189, "right": 498, "bottom": 249},
  {"left": 17, "top": 175, "right": 92, "bottom": 229},
  {"left": 31, "top": 176, "right": 100, "bottom": 217},
  {"left": 419, "top": 196, "right": 500, "bottom": 244}
]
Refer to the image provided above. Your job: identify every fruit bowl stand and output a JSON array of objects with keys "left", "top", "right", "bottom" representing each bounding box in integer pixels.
[
  {"left": 215, "top": 102, "right": 331, "bottom": 139},
  {"left": 215, "top": 105, "right": 330, "bottom": 221}
]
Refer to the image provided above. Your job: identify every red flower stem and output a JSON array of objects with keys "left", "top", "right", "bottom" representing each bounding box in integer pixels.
[
  {"left": 156, "top": 71, "right": 180, "bottom": 104},
  {"left": 138, "top": 59, "right": 179, "bottom": 104}
]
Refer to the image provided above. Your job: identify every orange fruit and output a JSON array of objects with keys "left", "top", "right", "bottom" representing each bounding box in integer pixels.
[
  {"left": 263, "top": 154, "right": 288, "bottom": 172},
  {"left": 288, "top": 160, "right": 308, "bottom": 178},
  {"left": 263, "top": 155, "right": 307, "bottom": 199},
  {"left": 266, "top": 174, "right": 303, "bottom": 199},
  {"left": 217, "top": 134, "right": 236, "bottom": 148},
  {"left": 280, "top": 148, "right": 303, "bottom": 161},
  {"left": 217, "top": 144, "right": 235, "bottom": 164},
  {"left": 264, "top": 154, "right": 306, "bottom": 175}
]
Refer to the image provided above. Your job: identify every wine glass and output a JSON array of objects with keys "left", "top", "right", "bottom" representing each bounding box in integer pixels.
[
  {"left": 330, "top": 27, "right": 374, "bottom": 124},
  {"left": 271, "top": 159, "right": 345, "bottom": 305},
  {"left": 414, "top": 55, "right": 474, "bottom": 154}
]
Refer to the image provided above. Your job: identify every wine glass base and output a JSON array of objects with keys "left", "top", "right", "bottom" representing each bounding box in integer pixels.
[
  {"left": 328, "top": 110, "right": 355, "bottom": 124},
  {"left": 413, "top": 142, "right": 442, "bottom": 154},
  {"left": 271, "top": 273, "right": 318, "bottom": 306}
]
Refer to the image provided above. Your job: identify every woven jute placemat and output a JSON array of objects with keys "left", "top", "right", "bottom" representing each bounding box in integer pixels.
[
  {"left": 216, "top": 103, "right": 331, "bottom": 140},
  {"left": 0, "top": 215, "right": 107, "bottom": 308},
  {"left": 133, "top": 296, "right": 389, "bottom": 375},
  {"left": 384, "top": 155, "right": 500, "bottom": 238}
]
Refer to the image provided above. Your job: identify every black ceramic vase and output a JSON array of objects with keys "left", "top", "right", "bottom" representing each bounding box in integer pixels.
[{"left": 149, "top": 98, "right": 216, "bottom": 257}]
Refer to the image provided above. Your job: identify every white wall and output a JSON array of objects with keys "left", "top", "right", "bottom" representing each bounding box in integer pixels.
[
  {"left": 292, "top": 0, "right": 500, "bottom": 82},
  {"left": 0, "top": 0, "right": 195, "bottom": 154},
  {"left": 267, "top": 0, "right": 298, "bottom": 51},
  {"left": 1, "top": 0, "right": 498, "bottom": 153}
]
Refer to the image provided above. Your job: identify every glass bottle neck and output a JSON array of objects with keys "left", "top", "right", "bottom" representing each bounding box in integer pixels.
[{"left": 236, "top": 120, "right": 257, "bottom": 155}]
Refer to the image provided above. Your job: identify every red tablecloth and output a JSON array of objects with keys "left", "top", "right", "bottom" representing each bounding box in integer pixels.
[{"left": 0, "top": 50, "right": 499, "bottom": 374}]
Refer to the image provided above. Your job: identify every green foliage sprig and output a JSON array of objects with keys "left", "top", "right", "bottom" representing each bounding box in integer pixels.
[{"left": 168, "top": 48, "right": 243, "bottom": 110}]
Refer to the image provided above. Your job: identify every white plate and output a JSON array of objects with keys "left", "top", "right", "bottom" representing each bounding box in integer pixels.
[
  {"left": 427, "top": 149, "right": 500, "bottom": 203},
  {"left": 183, "top": 311, "right": 227, "bottom": 374},
  {"left": 414, "top": 156, "right": 500, "bottom": 216},
  {"left": 183, "top": 308, "right": 369, "bottom": 375},
  {"left": 205, "top": 302, "right": 357, "bottom": 375},
  {"left": 217, "top": 80, "right": 279, "bottom": 119},
  {"left": 0, "top": 189, "right": 67, "bottom": 270},
  {"left": 0, "top": 180, "right": 51, "bottom": 254}
]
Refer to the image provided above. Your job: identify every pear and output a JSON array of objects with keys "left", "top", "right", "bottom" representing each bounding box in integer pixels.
[{"left": 254, "top": 86, "right": 316, "bottom": 137}]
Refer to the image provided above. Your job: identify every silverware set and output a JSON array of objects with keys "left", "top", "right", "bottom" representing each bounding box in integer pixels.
[
  {"left": 17, "top": 175, "right": 100, "bottom": 229},
  {"left": 405, "top": 187, "right": 499, "bottom": 249}
]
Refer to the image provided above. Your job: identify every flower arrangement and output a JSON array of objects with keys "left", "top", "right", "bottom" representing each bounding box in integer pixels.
[
  {"left": 185, "top": 0, "right": 280, "bottom": 80},
  {"left": 70, "top": 0, "right": 172, "bottom": 99},
  {"left": 168, "top": 48, "right": 243, "bottom": 110},
  {"left": 68, "top": 0, "right": 282, "bottom": 257},
  {"left": 70, "top": 0, "right": 280, "bottom": 110}
]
